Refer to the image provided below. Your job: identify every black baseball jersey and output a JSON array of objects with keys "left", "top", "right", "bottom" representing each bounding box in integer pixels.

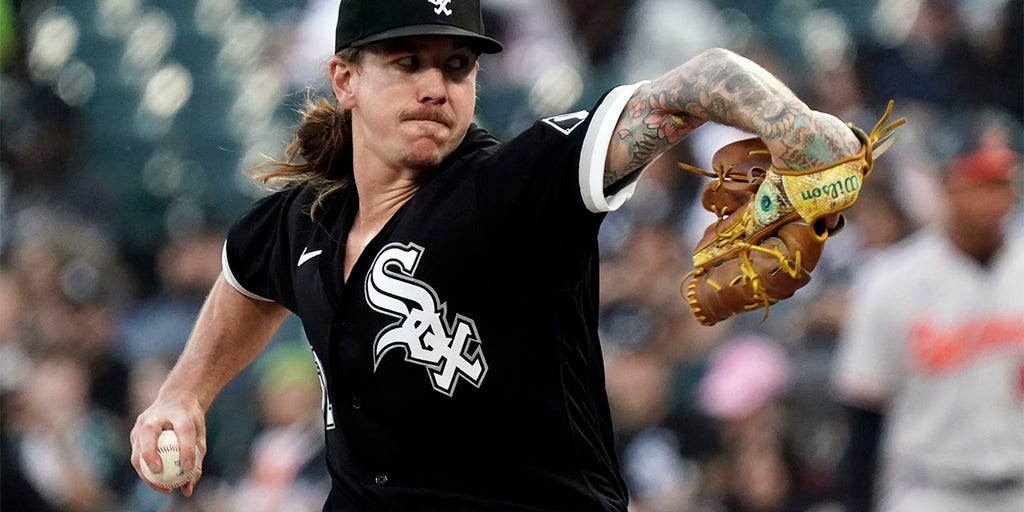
[{"left": 223, "top": 83, "right": 646, "bottom": 511}]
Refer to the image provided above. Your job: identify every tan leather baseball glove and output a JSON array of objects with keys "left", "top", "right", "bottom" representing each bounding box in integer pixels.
[{"left": 679, "top": 101, "right": 905, "bottom": 326}]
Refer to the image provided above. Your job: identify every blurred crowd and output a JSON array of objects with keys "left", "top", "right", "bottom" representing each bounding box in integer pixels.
[{"left": 1, "top": 0, "right": 1021, "bottom": 511}]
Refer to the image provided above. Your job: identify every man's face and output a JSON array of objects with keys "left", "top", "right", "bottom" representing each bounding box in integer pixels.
[
  {"left": 948, "top": 178, "right": 1017, "bottom": 241},
  {"left": 332, "top": 36, "right": 480, "bottom": 172}
]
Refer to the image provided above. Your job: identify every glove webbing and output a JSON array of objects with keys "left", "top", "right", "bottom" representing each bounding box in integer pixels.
[{"left": 682, "top": 233, "right": 808, "bottom": 324}]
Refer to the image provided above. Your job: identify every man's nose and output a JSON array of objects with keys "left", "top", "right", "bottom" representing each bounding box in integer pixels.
[{"left": 418, "top": 67, "right": 447, "bottom": 105}]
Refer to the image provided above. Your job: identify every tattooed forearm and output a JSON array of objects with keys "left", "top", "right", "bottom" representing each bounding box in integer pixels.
[
  {"left": 605, "top": 93, "right": 702, "bottom": 187},
  {"left": 604, "top": 47, "right": 860, "bottom": 186}
]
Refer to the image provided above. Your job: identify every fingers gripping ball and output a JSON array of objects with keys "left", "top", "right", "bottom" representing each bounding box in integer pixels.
[
  {"left": 678, "top": 101, "right": 905, "bottom": 326},
  {"left": 141, "top": 430, "right": 199, "bottom": 489}
]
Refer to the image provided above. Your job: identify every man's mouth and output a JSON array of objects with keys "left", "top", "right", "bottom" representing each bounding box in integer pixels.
[{"left": 400, "top": 110, "right": 454, "bottom": 128}]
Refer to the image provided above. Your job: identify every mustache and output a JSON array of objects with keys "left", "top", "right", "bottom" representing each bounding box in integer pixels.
[{"left": 399, "top": 108, "right": 455, "bottom": 128}]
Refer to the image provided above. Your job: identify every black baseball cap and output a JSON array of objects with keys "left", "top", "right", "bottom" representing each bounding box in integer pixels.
[{"left": 335, "top": 0, "right": 503, "bottom": 54}]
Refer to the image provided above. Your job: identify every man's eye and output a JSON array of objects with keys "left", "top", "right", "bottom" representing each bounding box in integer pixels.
[
  {"left": 447, "top": 56, "right": 470, "bottom": 70},
  {"left": 396, "top": 56, "right": 417, "bottom": 68}
]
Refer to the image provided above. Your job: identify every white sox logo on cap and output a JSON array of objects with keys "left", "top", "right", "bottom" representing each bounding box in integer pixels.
[
  {"left": 428, "top": 0, "right": 453, "bottom": 16},
  {"left": 335, "top": 0, "right": 501, "bottom": 54}
]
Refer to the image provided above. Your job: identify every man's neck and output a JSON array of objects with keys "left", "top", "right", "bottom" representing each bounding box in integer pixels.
[
  {"left": 361, "top": 186, "right": 418, "bottom": 224},
  {"left": 946, "top": 223, "right": 1002, "bottom": 267},
  {"left": 349, "top": 123, "right": 437, "bottom": 225},
  {"left": 343, "top": 169, "right": 421, "bottom": 282}
]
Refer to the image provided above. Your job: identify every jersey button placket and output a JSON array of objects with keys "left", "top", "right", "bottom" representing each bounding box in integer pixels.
[{"left": 350, "top": 397, "right": 361, "bottom": 409}]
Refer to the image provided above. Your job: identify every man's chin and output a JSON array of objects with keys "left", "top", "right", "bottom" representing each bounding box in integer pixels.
[
  {"left": 400, "top": 146, "right": 449, "bottom": 170},
  {"left": 402, "top": 134, "right": 463, "bottom": 168}
]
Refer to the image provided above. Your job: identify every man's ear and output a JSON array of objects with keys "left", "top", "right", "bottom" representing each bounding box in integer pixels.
[{"left": 330, "top": 57, "right": 357, "bottom": 109}]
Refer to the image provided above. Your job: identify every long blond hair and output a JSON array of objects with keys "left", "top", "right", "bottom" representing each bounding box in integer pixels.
[{"left": 247, "top": 49, "right": 362, "bottom": 218}]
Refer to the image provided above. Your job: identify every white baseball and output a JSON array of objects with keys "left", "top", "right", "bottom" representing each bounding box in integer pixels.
[{"left": 140, "top": 430, "right": 198, "bottom": 489}]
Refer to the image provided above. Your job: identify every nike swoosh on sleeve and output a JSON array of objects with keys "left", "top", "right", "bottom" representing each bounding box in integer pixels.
[{"left": 297, "top": 248, "right": 323, "bottom": 267}]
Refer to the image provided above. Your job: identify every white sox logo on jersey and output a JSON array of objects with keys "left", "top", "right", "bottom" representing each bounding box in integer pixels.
[
  {"left": 366, "top": 242, "right": 487, "bottom": 396},
  {"left": 428, "top": 0, "right": 452, "bottom": 16}
]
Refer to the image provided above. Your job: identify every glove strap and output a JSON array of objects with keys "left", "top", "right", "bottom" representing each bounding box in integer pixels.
[{"left": 770, "top": 101, "right": 906, "bottom": 223}]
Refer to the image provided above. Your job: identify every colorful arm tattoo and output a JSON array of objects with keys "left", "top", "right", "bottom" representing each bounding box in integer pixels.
[{"left": 605, "top": 48, "right": 860, "bottom": 188}]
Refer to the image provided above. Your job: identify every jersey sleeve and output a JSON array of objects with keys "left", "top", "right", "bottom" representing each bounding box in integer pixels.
[
  {"left": 832, "top": 262, "right": 904, "bottom": 407},
  {"left": 222, "top": 187, "right": 304, "bottom": 310},
  {"left": 577, "top": 82, "right": 649, "bottom": 213},
  {"left": 473, "top": 82, "right": 649, "bottom": 227}
]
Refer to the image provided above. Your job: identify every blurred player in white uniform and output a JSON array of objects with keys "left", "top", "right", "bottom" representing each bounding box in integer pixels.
[{"left": 833, "top": 145, "right": 1024, "bottom": 512}]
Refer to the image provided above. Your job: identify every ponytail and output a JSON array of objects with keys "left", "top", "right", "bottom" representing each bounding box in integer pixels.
[{"left": 248, "top": 46, "right": 364, "bottom": 218}]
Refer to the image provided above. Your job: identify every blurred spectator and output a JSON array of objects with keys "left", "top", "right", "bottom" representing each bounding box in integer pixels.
[
  {"left": 696, "top": 334, "right": 813, "bottom": 512},
  {"left": 737, "top": 171, "right": 919, "bottom": 508},
  {"left": 558, "top": 0, "right": 637, "bottom": 72},
  {"left": 215, "top": 342, "right": 330, "bottom": 512},
  {"left": 600, "top": 222, "right": 691, "bottom": 315},
  {"left": 0, "top": 208, "right": 138, "bottom": 511},
  {"left": 967, "top": 0, "right": 1023, "bottom": 121},
  {"left": 473, "top": 0, "right": 599, "bottom": 137},
  {"left": 606, "top": 347, "right": 720, "bottom": 512},
  {"left": 789, "top": 176, "right": 917, "bottom": 344},
  {"left": 6, "top": 208, "right": 134, "bottom": 418},
  {"left": 832, "top": 143, "right": 1023, "bottom": 511},
  {"left": 619, "top": 0, "right": 727, "bottom": 84},
  {"left": 7, "top": 356, "right": 127, "bottom": 511},
  {"left": 856, "top": 0, "right": 981, "bottom": 109},
  {"left": 0, "top": 267, "right": 54, "bottom": 512},
  {"left": 0, "top": 55, "right": 83, "bottom": 209},
  {"left": 277, "top": 0, "right": 340, "bottom": 92},
  {"left": 0, "top": 267, "right": 32, "bottom": 393},
  {"left": 117, "top": 229, "right": 226, "bottom": 363},
  {"left": 776, "top": 180, "right": 917, "bottom": 501}
]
